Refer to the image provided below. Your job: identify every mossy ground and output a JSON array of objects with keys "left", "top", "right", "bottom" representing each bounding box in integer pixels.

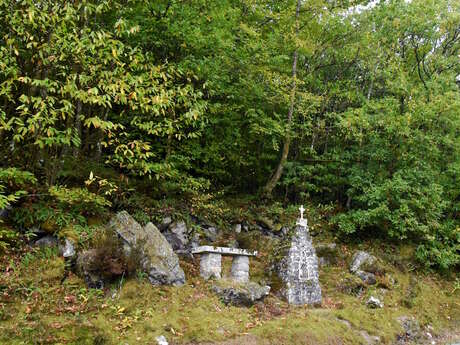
[{"left": 1, "top": 239, "right": 458, "bottom": 345}]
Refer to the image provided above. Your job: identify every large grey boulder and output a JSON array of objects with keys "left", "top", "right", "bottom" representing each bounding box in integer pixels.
[
  {"left": 108, "top": 211, "right": 185, "bottom": 286},
  {"left": 62, "top": 239, "right": 76, "bottom": 259},
  {"left": 33, "top": 235, "right": 58, "bottom": 248},
  {"left": 350, "top": 251, "right": 377, "bottom": 273},
  {"left": 212, "top": 281, "right": 270, "bottom": 307},
  {"left": 350, "top": 251, "right": 380, "bottom": 285},
  {"left": 277, "top": 221, "right": 322, "bottom": 306},
  {"left": 162, "top": 221, "right": 189, "bottom": 251}
]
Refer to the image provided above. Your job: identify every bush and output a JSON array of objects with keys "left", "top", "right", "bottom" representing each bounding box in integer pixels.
[
  {"left": 0, "top": 168, "right": 36, "bottom": 250},
  {"left": 332, "top": 166, "right": 459, "bottom": 270},
  {"left": 0, "top": 226, "right": 20, "bottom": 252},
  {"left": 0, "top": 168, "right": 36, "bottom": 210},
  {"left": 10, "top": 186, "right": 110, "bottom": 246},
  {"left": 89, "top": 229, "right": 142, "bottom": 281}
]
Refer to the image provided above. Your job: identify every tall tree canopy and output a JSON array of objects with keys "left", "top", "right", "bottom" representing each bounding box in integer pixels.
[{"left": 0, "top": 0, "right": 459, "bottom": 269}]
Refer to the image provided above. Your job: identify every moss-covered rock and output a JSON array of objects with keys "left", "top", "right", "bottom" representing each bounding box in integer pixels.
[
  {"left": 337, "top": 273, "right": 367, "bottom": 296},
  {"left": 108, "top": 211, "right": 185, "bottom": 286},
  {"left": 315, "top": 243, "right": 339, "bottom": 266},
  {"left": 212, "top": 280, "right": 270, "bottom": 307}
]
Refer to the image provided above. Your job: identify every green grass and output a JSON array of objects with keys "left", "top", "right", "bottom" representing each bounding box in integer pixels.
[{"left": 0, "top": 239, "right": 458, "bottom": 345}]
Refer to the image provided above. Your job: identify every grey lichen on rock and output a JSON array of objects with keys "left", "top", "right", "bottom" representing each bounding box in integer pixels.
[
  {"left": 163, "top": 221, "right": 189, "bottom": 251},
  {"left": 350, "top": 251, "right": 377, "bottom": 273},
  {"left": 108, "top": 211, "right": 185, "bottom": 286}
]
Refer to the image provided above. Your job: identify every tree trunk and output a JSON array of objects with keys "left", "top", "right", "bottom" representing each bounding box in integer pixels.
[
  {"left": 73, "top": 100, "right": 82, "bottom": 158},
  {"left": 263, "top": 0, "right": 301, "bottom": 196}
]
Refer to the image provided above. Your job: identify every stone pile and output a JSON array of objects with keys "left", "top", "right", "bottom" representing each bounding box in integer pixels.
[{"left": 278, "top": 218, "right": 322, "bottom": 306}]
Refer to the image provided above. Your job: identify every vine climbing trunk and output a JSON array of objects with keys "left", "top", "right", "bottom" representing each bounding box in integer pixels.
[{"left": 263, "top": 0, "right": 301, "bottom": 196}]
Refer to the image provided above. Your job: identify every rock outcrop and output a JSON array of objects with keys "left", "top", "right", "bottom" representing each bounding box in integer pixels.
[
  {"left": 212, "top": 281, "right": 270, "bottom": 307},
  {"left": 108, "top": 211, "right": 185, "bottom": 286},
  {"left": 33, "top": 235, "right": 58, "bottom": 248},
  {"left": 315, "top": 242, "right": 338, "bottom": 267},
  {"left": 277, "top": 221, "right": 322, "bottom": 306},
  {"left": 396, "top": 316, "right": 422, "bottom": 343},
  {"left": 366, "top": 296, "right": 383, "bottom": 308},
  {"left": 162, "top": 221, "right": 189, "bottom": 252},
  {"left": 350, "top": 251, "right": 380, "bottom": 285}
]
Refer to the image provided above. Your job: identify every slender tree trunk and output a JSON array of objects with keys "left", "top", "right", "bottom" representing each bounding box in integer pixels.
[
  {"left": 263, "top": 0, "right": 301, "bottom": 196},
  {"left": 95, "top": 108, "right": 108, "bottom": 161},
  {"left": 73, "top": 100, "right": 82, "bottom": 158},
  {"left": 367, "top": 62, "right": 379, "bottom": 100}
]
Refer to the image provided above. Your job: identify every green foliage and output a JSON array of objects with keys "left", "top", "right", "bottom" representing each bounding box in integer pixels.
[
  {"left": 10, "top": 186, "right": 109, "bottom": 246},
  {"left": 0, "top": 168, "right": 36, "bottom": 250},
  {"left": 0, "top": 0, "right": 458, "bottom": 271},
  {"left": 0, "top": 226, "right": 20, "bottom": 252},
  {"left": 0, "top": 168, "right": 36, "bottom": 210},
  {"left": 49, "top": 185, "right": 111, "bottom": 215},
  {"left": 131, "top": 210, "right": 151, "bottom": 226},
  {"left": 0, "top": 0, "right": 205, "bottom": 186}
]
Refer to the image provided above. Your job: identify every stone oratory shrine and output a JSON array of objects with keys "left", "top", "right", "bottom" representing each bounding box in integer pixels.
[
  {"left": 192, "top": 205, "right": 322, "bottom": 306},
  {"left": 279, "top": 205, "right": 322, "bottom": 305}
]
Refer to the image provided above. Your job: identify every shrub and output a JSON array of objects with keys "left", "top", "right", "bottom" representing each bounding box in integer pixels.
[
  {"left": 0, "top": 226, "right": 20, "bottom": 252},
  {"left": 10, "top": 185, "right": 110, "bottom": 247},
  {"left": 89, "top": 229, "right": 142, "bottom": 281},
  {"left": 0, "top": 168, "right": 36, "bottom": 250}
]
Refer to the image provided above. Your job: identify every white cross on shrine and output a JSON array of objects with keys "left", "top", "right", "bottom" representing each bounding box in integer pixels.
[
  {"left": 299, "top": 205, "right": 305, "bottom": 220},
  {"left": 297, "top": 205, "right": 307, "bottom": 226}
]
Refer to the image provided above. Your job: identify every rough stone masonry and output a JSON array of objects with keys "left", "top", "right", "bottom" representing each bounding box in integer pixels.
[{"left": 279, "top": 218, "right": 322, "bottom": 305}]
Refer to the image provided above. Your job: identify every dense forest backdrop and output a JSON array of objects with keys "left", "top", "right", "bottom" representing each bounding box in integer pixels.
[{"left": 0, "top": 0, "right": 459, "bottom": 270}]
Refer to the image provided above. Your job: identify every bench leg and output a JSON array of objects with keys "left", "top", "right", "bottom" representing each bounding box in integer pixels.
[
  {"left": 200, "top": 253, "right": 222, "bottom": 280},
  {"left": 231, "top": 256, "right": 249, "bottom": 283}
]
